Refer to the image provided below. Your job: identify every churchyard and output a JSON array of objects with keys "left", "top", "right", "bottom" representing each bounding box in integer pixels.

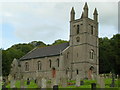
[{"left": 1, "top": 74, "right": 120, "bottom": 89}]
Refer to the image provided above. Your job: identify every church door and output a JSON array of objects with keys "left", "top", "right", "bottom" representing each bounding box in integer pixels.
[{"left": 52, "top": 67, "right": 56, "bottom": 78}]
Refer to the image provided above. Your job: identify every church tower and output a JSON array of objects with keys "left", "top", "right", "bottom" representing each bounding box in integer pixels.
[{"left": 69, "top": 3, "right": 99, "bottom": 79}]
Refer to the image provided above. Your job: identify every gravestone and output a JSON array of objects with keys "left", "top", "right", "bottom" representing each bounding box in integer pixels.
[
  {"left": 20, "top": 79, "right": 24, "bottom": 88},
  {"left": 110, "top": 73, "right": 115, "bottom": 87},
  {"left": 100, "top": 77, "right": 105, "bottom": 88},
  {"left": 53, "top": 85, "right": 58, "bottom": 90},
  {"left": 27, "top": 78, "right": 30, "bottom": 85},
  {"left": 10, "top": 80, "right": 15, "bottom": 88},
  {"left": 91, "top": 83, "right": 96, "bottom": 90},
  {"left": 97, "top": 75, "right": 105, "bottom": 88},
  {"left": 97, "top": 75, "right": 100, "bottom": 85},
  {"left": 80, "top": 80, "right": 84, "bottom": 85},
  {"left": 41, "top": 78, "right": 46, "bottom": 88},
  {"left": 37, "top": 77, "right": 42, "bottom": 88},
  {"left": 76, "top": 75, "right": 80, "bottom": 87},
  {"left": 60, "top": 77, "right": 67, "bottom": 87}
]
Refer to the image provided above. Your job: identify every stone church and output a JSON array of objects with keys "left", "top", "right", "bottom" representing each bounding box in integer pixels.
[{"left": 10, "top": 3, "right": 99, "bottom": 81}]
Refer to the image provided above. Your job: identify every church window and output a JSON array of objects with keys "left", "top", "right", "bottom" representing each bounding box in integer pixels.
[
  {"left": 91, "top": 26, "right": 94, "bottom": 35},
  {"left": 90, "top": 49, "right": 94, "bottom": 59},
  {"left": 76, "top": 69, "right": 79, "bottom": 75},
  {"left": 57, "top": 58, "right": 59, "bottom": 67},
  {"left": 77, "top": 25, "right": 79, "bottom": 34},
  {"left": 49, "top": 59, "right": 52, "bottom": 68},
  {"left": 25, "top": 62, "right": 29, "bottom": 71},
  {"left": 67, "top": 52, "right": 69, "bottom": 59},
  {"left": 76, "top": 37, "right": 80, "bottom": 42},
  {"left": 38, "top": 61, "right": 41, "bottom": 71}
]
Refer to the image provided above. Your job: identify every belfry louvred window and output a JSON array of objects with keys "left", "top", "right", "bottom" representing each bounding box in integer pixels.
[{"left": 91, "top": 26, "right": 94, "bottom": 35}]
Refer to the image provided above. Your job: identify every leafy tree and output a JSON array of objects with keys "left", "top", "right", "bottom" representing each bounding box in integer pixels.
[{"left": 52, "top": 39, "right": 68, "bottom": 45}]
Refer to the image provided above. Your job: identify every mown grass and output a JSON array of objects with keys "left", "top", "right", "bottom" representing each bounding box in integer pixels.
[
  {"left": 3, "top": 78, "right": 120, "bottom": 89},
  {"left": 6, "top": 80, "right": 38, "bottom": 88}
]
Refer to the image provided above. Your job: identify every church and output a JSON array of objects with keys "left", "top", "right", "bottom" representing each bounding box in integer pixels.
[{"left": 10, "top": 3, "right": 99, "bottom": 81}]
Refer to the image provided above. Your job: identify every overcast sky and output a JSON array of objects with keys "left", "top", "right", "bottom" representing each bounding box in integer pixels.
[{"left": 0, "top": 1, "right": 119, "bottom": 49}]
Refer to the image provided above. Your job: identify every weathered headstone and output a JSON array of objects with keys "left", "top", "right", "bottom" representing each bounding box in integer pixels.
[
  {"left": 97, "top": 75, "right": 105, "bottom": 88},
  {"left": 60, "top": 77, "right": 67, "bottom": 87},
  {"left": 97, "top": 75, "right": 101, "bottom": 85},
  {"left": 41, "top": 78, "right": 46, "bottom": 88},
  {"left": 37, "top": 77, "right": 42, "bottom": 88},
  {"left": 20, "top": 79, "right": 24, "bottom": 88},
  {"left": 10, "top": 80, "right": 15, "bottom": 88},
  {"left": 100, "top": 77, "right": 105, "bottom": 88},
  {"left": 76, "top": 75, "right": 80, "bottom": 87}
]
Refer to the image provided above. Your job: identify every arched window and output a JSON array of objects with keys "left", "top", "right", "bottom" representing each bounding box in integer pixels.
[
  {"left": 57, "top": 58, "right": 59, "bottom": 67},
  {"left": 90, "top": 50, "right": 94, "bottom": 59},
  {"left": 25, "top": 62, "right": 29, "bottom": 71},
  {"left": 76, "top": 69, "right": 79, "bottom": 75},
  {"left": 77, "top": 25, "right": 79, "bottom": 34},
  {"left": 49, "top": 59, "right": 52, "bottom": 68},
  {"left": 38, "top": 61, "right": 41, "bottom": 71}
]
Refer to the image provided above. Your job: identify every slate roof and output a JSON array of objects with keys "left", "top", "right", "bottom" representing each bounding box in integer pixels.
[{"left": 20, "top": 42, "right": 69, "bottom": 60}]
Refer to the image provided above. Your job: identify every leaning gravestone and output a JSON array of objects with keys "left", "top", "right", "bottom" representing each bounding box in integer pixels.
[
  {"left": 76, "top": 75, "right": 80, "bottom": 87},
  {"left": 41, "top": 78, "right": 46, "bottom": 88}
]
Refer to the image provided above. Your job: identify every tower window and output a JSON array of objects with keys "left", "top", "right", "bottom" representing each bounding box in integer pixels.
[
  {"left": 91, "top": 26, "right": 94, "bottom": 35},
  {"left": 90, "top": 49, "right": 94, "bottom": 59},
  {"left": 57, "top": 58, "right": 59, "bottom": 67},
  {"left": 76, "top": 37, "right": 80, "bottom": 42},
  {"left": 77, "top": 25, "right": 79, "bottom": 34},
  {"left": 25, "top": 62, "right": 29, "bottom": 71},
  {"left": 38, "top": 61, "right": 41, "bottom": 71},
  {"left": 49, "top": 59, "right": 52, "bottom": 68}
]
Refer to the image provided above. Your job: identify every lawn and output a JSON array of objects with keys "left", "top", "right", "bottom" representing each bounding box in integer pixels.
[{"left": 2, "top": 78, "right": 120, "bottom": 89}]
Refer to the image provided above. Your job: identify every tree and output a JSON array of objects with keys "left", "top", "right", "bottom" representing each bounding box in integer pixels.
[{"left": 52, "top": 39, "right": 68, "bottom": 45}]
